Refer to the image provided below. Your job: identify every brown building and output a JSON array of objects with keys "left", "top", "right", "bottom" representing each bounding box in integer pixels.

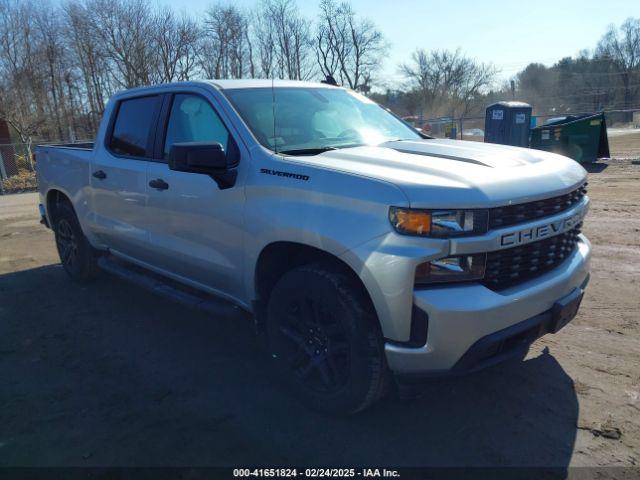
[
  {"left": 0, "top": 118, "right": 10, "bottom": 143},
  {"left": 0, "top": 118, "right": 17, "bottom": 178}
]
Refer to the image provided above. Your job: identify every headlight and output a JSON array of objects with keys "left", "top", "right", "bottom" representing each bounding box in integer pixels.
[
  {"left": 389, "top": 207, "right": 488, "bottom": 237},
  {"left": 415, "top": 254, "right": 486, "bottom": 286}
]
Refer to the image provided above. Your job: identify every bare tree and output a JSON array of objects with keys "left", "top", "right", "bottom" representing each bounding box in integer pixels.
[
  {"left": 64, "top": 0, "right": 114, "bottom": 128},
  {"left": 88, "top": 0, "right": 158, "bottom": 88},
  {"left": 251, "top": 6, "right": 276, "bottom": 78},
  {"left": 154, "top": 8, "right": 200, "bottom": 82},
  {"left": 400, "top": 48, "right": 496, "bottom": 117},
  {"left": 0, "top": 84, "right": 44, "bottom": 166},
  {"left": 33, "top": 3, "right": 67, "bottom": 140},
  {"left": 597, "top": 17, "right": 640, "bottom": 120},
  {"left": 399, "top": 49, "right": 434, "bottom": 112},
  {"left": 316, "top": 0, "right": 386, "bottom": 91},
  {"left": 316, "top": 0, "right": 342, "bottom": 81},
  {"left": 250, "top": 6, "right": 276, "bottom": 78},
  {"left": 0, "top": 0, "right": 52, "bottom": 146},
  {"left": 200, "top": 4, "right": 251, "bottom": 79},
  {"left": 244, "top": 22, "right": 256, "bottom": 78},
  {"left": 454, "top": 56, "right": 497, "bottom": 118},
  {"left": 258, "top": 0, "right": 314, "bottom": 80}
]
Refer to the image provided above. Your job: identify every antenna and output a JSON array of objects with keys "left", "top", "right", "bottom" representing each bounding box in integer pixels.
[{"left": 271, "top": 76, "right": 277, "bottom": 154}]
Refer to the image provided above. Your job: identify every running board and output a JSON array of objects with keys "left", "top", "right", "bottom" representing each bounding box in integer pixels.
[{"left": 97, "top": 256, "right": 243, "bottom": 318}]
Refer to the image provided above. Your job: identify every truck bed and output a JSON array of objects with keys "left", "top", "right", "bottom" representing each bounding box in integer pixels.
[{"left": 37, "top": 142, "right": 94, "bottom": 211}]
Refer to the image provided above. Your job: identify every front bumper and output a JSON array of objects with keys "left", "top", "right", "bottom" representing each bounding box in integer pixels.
[{"left": 385, "top": 235, "right": 591, "bottom": 374}]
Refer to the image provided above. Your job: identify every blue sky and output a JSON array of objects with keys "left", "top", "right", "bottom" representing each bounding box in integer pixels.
[{"left": 159, "top": 0, "right": 637, "bottom": 87}]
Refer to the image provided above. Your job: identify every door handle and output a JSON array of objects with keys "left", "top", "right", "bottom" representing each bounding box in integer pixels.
[
  {"left": 92, "top": 170, "right": 107, "bottom": 180},
  {"left": 149, "top": 178, "right": 169, "bottom": 190}
]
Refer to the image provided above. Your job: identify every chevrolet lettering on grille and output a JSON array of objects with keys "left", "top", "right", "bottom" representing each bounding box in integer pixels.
[{"left": 500, "top": 209, "right": 586, "bottom": 247}]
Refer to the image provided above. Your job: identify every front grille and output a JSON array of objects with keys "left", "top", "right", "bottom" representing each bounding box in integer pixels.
[
  {"left": 483, "top": 224, "right": 582, "bottom": 290},
  {"left": 489, "top": 183, "right": 587, "bottom": 229}
]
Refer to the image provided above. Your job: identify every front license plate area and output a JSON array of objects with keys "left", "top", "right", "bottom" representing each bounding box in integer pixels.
[{"left": 550, "top": 288, "right": 584, "bottom": 333}]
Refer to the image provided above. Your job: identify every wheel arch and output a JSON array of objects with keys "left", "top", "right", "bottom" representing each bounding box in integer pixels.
[
  {"left": 45, "top": 188, "right": 73, "bottom": 224},
  {"left": 45, "top": 187, "right": 102, "bottom": 250},
  {"left": 253, "top": 241, "right": 377, "bottom": 322}
]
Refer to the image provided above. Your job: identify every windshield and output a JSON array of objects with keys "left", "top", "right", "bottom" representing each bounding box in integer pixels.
[{"left": 223, "top": 87, "right": 422, "bottom": 154}]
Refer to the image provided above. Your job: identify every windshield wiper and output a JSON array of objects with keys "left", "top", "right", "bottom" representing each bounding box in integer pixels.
[
  {"left": 279, "top": 146, "right": 337, "bottom": 156},
  {"left": 386, "top": 138, "right": 422, "bottom": 142}
]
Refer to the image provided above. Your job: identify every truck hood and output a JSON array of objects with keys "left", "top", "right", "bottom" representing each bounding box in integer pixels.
[{"left": 297, "top": 139, "right": 587, "bottom": 208}]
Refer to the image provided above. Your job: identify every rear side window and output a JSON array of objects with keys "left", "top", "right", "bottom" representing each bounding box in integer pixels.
[{"left": 109, "top": 96, "right": 160, "bottom": 158}]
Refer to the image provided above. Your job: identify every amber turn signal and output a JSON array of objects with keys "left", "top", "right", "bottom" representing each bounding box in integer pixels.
[{"left": 389, "top": 208, "right": 431, "bottom": 235}]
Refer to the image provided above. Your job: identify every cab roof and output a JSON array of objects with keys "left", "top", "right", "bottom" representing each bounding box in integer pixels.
[
  {"left": 111, "top": 79, "right": 342, "bottom": 100},
  {"left": 206, "top": 79, "right": 339, "bottom": 90}
]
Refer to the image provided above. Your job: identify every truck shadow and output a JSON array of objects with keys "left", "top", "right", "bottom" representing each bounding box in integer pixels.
[
  {"left": 583, "top": 162, "right": 608, "bottom": 173},
  {"left": 0, "top": 264, "right": 577, "bottom": 470}
]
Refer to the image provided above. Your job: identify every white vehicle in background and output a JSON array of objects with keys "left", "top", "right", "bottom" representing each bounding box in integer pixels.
[
  {"left": 36, "top": 79, "right": 590, "bottom": 413},
  {"left": 462, "top": 128, "right": 485, "bottom": 137}
]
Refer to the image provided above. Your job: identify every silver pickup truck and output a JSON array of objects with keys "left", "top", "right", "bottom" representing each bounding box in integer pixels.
[{"left": 37, "top": 80, "right": 590, "bottom": 413}]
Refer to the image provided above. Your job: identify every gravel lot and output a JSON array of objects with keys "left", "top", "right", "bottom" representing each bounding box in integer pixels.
[{"left": 0, "top": 159, "right": 639, "bottom": 469}]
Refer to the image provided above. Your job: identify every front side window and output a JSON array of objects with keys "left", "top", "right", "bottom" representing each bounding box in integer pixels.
[
  {"left": 109, "top": 95, "right": 160, "bottom": 158},
  {"left": 223, "top": 87, "right": 421, "bottom": 154},
  {"left": 164, "top": 94, "right": 230, "bottom": 158}
]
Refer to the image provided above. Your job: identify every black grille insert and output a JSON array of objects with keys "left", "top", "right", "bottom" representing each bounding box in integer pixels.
[
  {"left": 483, "top": 224, "right": 582, "bottom": 290},
  {"left": 489, "top": 183, "right": 587, "bottom": 229}
]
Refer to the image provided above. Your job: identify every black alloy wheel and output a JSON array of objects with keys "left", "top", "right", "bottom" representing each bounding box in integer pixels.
[
  {"left": 266, "top": 264, "right": 388, "bottom": 414},
  {"left": 277, "top": 296, "right": 351, "bottom": 394},
  {"left": 52, "top": 201, "right": 99, "bottom": 282},
  {"left": 55, "top": 217, "right": 78, "bottom": 271}
]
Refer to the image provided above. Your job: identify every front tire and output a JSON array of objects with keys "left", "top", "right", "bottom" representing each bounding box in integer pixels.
[
  {"left": 53, "top": 201, "right": 99, "bottom": 282},
  {"left": 266, "top": 264, "right": 388, "bottom": 414}
]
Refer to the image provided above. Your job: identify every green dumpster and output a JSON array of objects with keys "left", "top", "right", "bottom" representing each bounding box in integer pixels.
[{"left": 529, "top": 112, "right": 610, "bottom": 163}]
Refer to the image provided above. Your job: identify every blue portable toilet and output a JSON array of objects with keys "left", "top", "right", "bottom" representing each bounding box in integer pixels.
[{"left": 484, "top": 101, "right": 532, "bottom": 147}]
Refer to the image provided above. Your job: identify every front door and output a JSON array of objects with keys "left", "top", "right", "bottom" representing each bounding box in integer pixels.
[{"left": 145, "top": 92, "right": 246, "bottom": 301}]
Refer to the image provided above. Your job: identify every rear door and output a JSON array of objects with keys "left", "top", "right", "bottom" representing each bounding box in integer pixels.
[
  {"left": 145, "top": 91, "right": 247, "bottom": 300},
  {"left": 90, "top": 95, "right": 162, "bottom": 261}
]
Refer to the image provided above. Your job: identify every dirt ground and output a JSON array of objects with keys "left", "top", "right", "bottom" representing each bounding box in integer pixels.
[
  {"left": 608, "top": 129, "right": 640, "bottom": 159},
  {"left": 0, "top": 159, "right": 639, "bottom": 470}
]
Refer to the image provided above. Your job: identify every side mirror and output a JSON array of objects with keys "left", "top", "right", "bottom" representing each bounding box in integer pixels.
[{"left": 168, "top": 142, "right": 227, "bottom": 174}]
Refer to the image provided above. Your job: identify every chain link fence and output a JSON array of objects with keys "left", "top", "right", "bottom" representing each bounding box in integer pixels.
[
  {"left": 0, "top": 143, "right": 35, "bottom": 176},
  {"left": 415, "top": 109, "right": 640, "bottom": 159},
  {"left": 0, "top": 140, "right": 94, "bottom": 194},
  {"left": 0, "top": 143, "right": 37, "bottom": 195}
]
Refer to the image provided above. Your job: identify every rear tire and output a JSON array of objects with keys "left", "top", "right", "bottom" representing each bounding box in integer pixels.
[
  {"left": 266, "top": 264, "right": 388, "bottom": 414},
  {"left": 53, "top": 201, "right": 99, "bottom": 282}
]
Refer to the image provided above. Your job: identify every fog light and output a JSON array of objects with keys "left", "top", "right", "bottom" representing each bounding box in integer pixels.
[{"left": 415, "top": 254, "right": 486, "bottom": 286}]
